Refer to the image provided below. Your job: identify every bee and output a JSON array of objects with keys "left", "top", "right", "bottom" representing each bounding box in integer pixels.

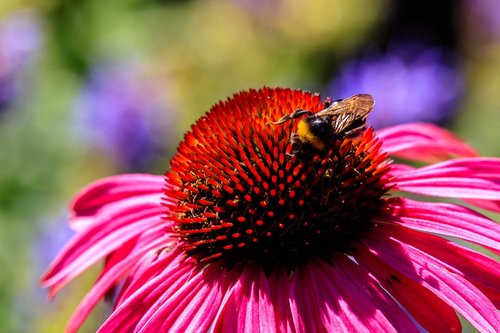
[{"left": 268, "top": 94, "right": 374, "bottom": 156}]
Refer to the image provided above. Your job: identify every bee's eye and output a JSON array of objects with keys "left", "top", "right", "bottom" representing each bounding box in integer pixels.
[{"left": 308, "top": 117, "right": 331, "bottom": 139}]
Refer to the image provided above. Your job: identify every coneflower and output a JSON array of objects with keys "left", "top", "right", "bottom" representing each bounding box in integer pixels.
[{"left": 42, "top": 87, "right": 499, "bottom": 332}]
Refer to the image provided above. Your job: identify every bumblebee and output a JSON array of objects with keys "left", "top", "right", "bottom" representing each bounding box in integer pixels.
[{"left": 269, "top": 94, "right": 374, "bottom": 155}]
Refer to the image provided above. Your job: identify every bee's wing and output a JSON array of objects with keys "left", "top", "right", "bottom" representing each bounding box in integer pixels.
[{"left": 315, "top": 94, "right": 374, "bottom": 118}]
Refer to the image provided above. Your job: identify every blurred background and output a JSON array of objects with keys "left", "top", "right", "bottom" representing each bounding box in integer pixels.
[{"left": 0, "top": 0, "right": 499, "bottom": 332}]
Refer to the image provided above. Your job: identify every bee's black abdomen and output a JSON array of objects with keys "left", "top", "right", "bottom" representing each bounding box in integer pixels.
[{"left": 308, "top": 117, "right": 331, "bottom": 142}]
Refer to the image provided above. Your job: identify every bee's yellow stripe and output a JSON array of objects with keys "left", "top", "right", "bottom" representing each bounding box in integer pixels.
[{"left": 297, "top": 120, "right": 326, "bottom": 151}]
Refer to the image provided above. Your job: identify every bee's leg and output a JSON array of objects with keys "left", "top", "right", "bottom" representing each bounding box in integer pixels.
[
  {"left": 267, "top": 109, "right": 312, "bottom": 125},
  {"left": 286, "top": 133, "right": 302, "bottom": 157},
  {"left": 286, "top": 133, "right": 298, "bottom": 156},
  {"left": 289, "top": 134, "right": 316, "bottom": 160},
  {"left": 343, "top": 124, "right": 367, "bottom": 137}
]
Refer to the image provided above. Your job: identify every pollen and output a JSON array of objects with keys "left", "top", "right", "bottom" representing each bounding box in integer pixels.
[{"left": 164, "top": 88, "right": 391, "bottom": 270}]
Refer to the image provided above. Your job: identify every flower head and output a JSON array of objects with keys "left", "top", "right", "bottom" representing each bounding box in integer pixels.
[{"left": 42, "top": 88, "right": 500, "bottom": 332}]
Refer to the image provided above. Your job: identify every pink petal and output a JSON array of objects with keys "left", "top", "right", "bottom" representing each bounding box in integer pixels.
[
  {"left": 135, "top": 263, "right": 233, "bottom": 333},
  {"left": 42, "top": 209, "right": 164, "bottom": 296},
  {"left": 163, "top": 268, "right": 239, "bottom": 333},
  {"left": 289, "top": 262, "right": 332, "bottom": 333},
  {"left": 378, "top": 223, "right": 500, "bottom": 307},
  {"left": 356, "top": 244, "right": 462, "bottom": 333},
  {"left": 268, "top": 269, "right": 296, "bottom": 333},
  {"left": 113, "top": 248, "right": 183, "bottom": 308},
  {"left": 377, "top": 123, "right": 477, "bottom": 163},
  {"left": 325, "top": 257, "right": 420, "bottom": 333},
  {"left": 213, "top": 266, "right": 281, "bottom": 333},
  {"left": 363, "top": 232, "right": 500, "bottom": 333},
  {"left": 70, "top": 174, "right": 165, "bottom": 230},
  {"left": 238, "top": 269, "right": 277, "bottom": 333},
  {"left": 212, "top": 272, "right": 241, "bottom": 332},
  {"left": 290, "top": 258, "right": 419, "bottom": 333},
  {"left": 41, "top": 174, "right": 168, "bottom": 295},
  {"left": 238, "top": 268, "right": 276, "bottom": 333},
  {"left": 65, "top": 228, "right": 170, "bottom": 333},
  {"left": 389, "top": 173, "right": 500, "bottom": 213},
  {"left": 463, "top": 198, "right": 500, "bottom": 213},
  {"left": 98, "top": 251, "right": 195, "bottom": 333},
  {"left": 71, "top": 193, "right": 164, "bottom": 230},
  {"left": 385, "top": 163, "right": 415, "bottom": 176},
  {"left": 389, "top": 158, "right": 500, "bottom": 200},
  {"left": 378, "top": 198, "right": 500, "bottom": 251},
  {"left": 112, "top": 251, "right": 169, "bottom": 309}
]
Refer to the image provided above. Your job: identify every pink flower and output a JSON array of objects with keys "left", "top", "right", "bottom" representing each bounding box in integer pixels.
[{"left": 42, "top": 88, "right": 500, "bottom": 332}]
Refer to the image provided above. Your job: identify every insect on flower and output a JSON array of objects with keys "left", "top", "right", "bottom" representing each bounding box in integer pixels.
[{"left": 268, "top": 94, "right": 374, "bottom": 156}]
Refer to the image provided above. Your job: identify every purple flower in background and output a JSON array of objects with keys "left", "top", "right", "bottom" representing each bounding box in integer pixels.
[
  {"left": 34, "top": 213, "right": 75, "bottom": 277},
  {"left": 0, "top": 10, "right": 42, "bottom": 112},
  {"left": 73, "top": 62, "right": 174, "bottom": 171},
  {"left": 329, "top": 45, "right": 463, "bottom": 129}
]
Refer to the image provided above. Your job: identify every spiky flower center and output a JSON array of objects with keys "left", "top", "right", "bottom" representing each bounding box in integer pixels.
[{"left": 165, "top": 88, "right": 391, "bottom": 270}]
